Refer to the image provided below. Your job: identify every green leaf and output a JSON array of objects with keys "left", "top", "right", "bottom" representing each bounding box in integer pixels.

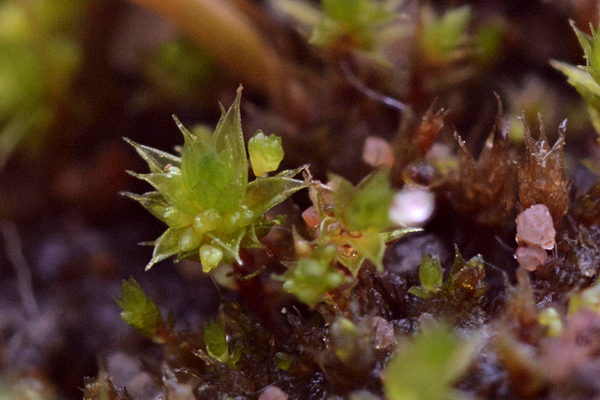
[
  {"left": 122, "top": 191, "right": 168, "bottom": 221},
  {"left": 419, "top": 5, "right": 471, "bottom": 63},
  {"left": 570, "top": 19, "right": 600, "bottom": 74},
  {"left": 408, "top": 286, "right": 434, "bottom": 299},
  {"left": 345, "top": 229, "right": 385, "bottom": 272},
  {"left": 128, "top": 170, "right": 200, "bottom": 217},
  {"left": 571, "top": 21, "right": 594, "bottom": 64},
  {"left": 419, "top": 253, "right": 443, "bottom": 292},
  {"left": 384, "top": 325, "right": 476, "bottom": 400},
  {"left": 552, "top": 60, "right": 600, "bottom": 114},
  {"left": 184, "top": 150, "right": 234, "bottom": 209},
  {"left": 124, "top": 138, "right": 181, "bottom": 174},
  {"left": 176, "top": 89, "right": 247, "bottom": 213},
  {"left": 146, "top": 227, "right": 189, "bottom": 271},
  {"left": 244, "top": 166, "right": 307, "bottom": 216},
  {"left": 330, "top": 173, "right": 355, "bottom": 222},
  {"left": 211, "top": 88, "right": 248, "bottom": 211},
  {"left": 127, "top": 89, "right": 305, "bottom": 271},
  {"left": 204, "top": 319, "right": 241, "bottom": 368},
  {"left": 204, "top": 319, "right": 229, "bottom": 362},
  {"left": 122, "top": 191, "right": 193, "bottom": 228},
  {"left": 206, "top": 229, "right": 245, "bottom": 266},
  {"left": 341, "top": 168, "right": 394, "bottom": 232},
  {"left": 116, "top": 278, "right": 163, "bottom": 334},
  {"left": 380, "top": 227, "right": 423, "bottom": 243}
]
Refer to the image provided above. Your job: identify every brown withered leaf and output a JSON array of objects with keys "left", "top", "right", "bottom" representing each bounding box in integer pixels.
[
  {"left": 450, "top": 98, "right": 517, "bottom": 224},
  {"left": 393, "top": 100, "right": 448, "bottom": 179},
  {"left": 413, "top": 100, "right": 449, "bottom": 155},
  {"left": 518, "top": 115, "right": 570, "bottom": 222}
]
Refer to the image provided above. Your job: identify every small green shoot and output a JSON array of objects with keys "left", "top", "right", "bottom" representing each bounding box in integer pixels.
[
  {"left": 311, "top": 0, "right": 396, "bottom": 51},
  {"left": 125, "top": 88, "right": 306, "bottom": 272},
  {"left": 278, "top": 168, "right": 418, "bottom": 306},
  {"left": 248, "top": 131, "right": 284, "bottom": 177},
  {"left": 384, "top": 324, "right": 476, "bottom": 400},
  {"left": 204, "top": 319, "right": 242, "bottom": 368},
  {"left": 312, "top": 168, "right": 419, "bottom": 275},
  {"left": 419, "top": 5, "right": 472, "bottom": 66},
  {"left": 116, "top": 278, "right": 167, "bottom": 342},
  {"left": 409, "top": 247, "right": 487, "bottom": 304},
  {"left": 408, "top": 253, "right": 443, "bottom": 299},
  {"left": 280, "top": 244, "right": 348, "bottom": 307},
  {"left": 274, "top": 0, "right": 403, "bottom": 56}
]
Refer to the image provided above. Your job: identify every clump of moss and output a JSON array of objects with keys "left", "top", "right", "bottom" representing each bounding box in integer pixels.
[{"left": 79, "top": 4, "right": 600, "bottom": 400}]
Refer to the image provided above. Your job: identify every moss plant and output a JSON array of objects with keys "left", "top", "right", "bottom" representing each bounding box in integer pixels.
[{"left": 125, "top": 87, "right": 306, "bottom": 272}]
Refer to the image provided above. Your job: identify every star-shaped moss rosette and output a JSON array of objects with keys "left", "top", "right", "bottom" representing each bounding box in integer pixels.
[
  {"left": 124, "top": 88, "right": 306, "bottom": 272},
  {"left": 303, "top": 167, "right": 421, "bottom": 276}
]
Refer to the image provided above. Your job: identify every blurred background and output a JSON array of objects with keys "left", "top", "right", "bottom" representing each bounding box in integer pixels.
[{"left": 0, "top": 0, "right": 599, "bottom": 398}]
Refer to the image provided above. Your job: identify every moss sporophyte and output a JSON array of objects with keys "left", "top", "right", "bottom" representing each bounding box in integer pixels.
[{"left": 124, "top": 87, "right": 306, "bottom": 272}]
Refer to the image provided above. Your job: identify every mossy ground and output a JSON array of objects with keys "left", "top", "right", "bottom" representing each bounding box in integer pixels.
[{"left": 1, "top": 1, "right": 600, "bottom": 400}]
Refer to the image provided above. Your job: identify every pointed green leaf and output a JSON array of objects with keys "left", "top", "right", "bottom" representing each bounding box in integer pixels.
[
  {"left": 329, "top": 173, "right": 356, "bottom": 222},
  {"left": 122, "top": 191, "right": 169, "bottom": 222},
  {"left": 380, "top": 227, "right": 422, "bottom": 243},
  {"left": 124, "top": 138, "right": 181, "bottom": 174},
  {"left": 122, "top": 191, "right": 193, "bottom": 228},
  {"left": 570, "top": 19, "right": 600, "bottom": 73},
  {"left": 203, "top": 319, "right": 242, "bottom": 368},
  {"left": 552, "top": 60, "right": 600, "bottom": 113},
  {"left": 128, "top": 170, "right": 200, "bottom": 216},
  {"left": 211, "top": 88, "right": 248, "bottom": 210},
  {"left": 182, "top": 150, "right": 234, "bottom": 209},
  {"left": 146, "top": 227, "right": 189, "bottom": 270},
  {"left": 207, "top": 230, "right": 245, "bottom": 265},
  {"left": 345, "top": 229, "right": 386, "bottom": 272},
  {"left": 244, "top": 167, "right": 306, "bottom": 215},
  {"left": 342, "top": 168, "right": 394, "bottom": 231},
  {"left": 449, "top": 245, "right": 468, "bottom": 276},
  {"left": 571, "top": 20, "right": 594, "bottom": 64}
]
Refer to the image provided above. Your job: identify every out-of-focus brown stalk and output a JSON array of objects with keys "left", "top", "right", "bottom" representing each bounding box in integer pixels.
[{"left": 130, "top": 0, "right": 283, "bottom": 98}]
